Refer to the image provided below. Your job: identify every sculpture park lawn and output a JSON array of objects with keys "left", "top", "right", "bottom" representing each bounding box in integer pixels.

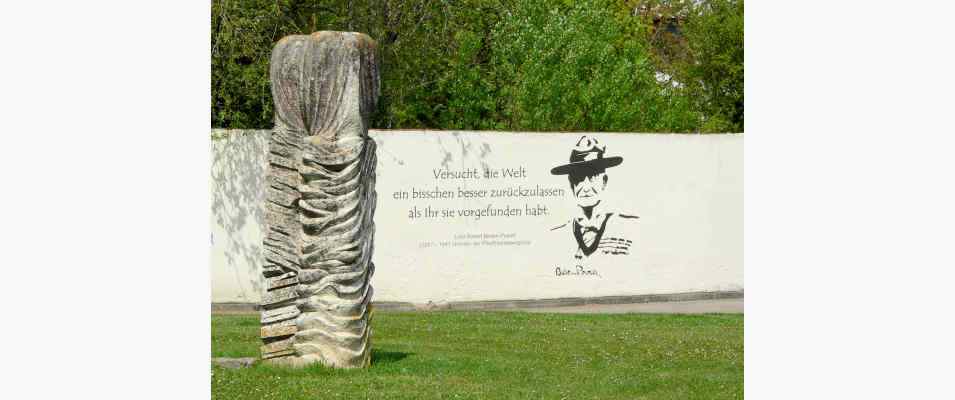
[{"left": 212, "top": 311, "right": 743, "bottom": 399}]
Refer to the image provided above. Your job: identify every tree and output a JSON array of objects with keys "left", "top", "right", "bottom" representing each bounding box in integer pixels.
[
  {"left": 492, "top": 0, "right": 700, "bottom": 132},
  {"left": 210, "top": 0, "right": 743, "bottom": 132},
  {"left": 682, "top": 0, "right": 744, "bottom": 132}
]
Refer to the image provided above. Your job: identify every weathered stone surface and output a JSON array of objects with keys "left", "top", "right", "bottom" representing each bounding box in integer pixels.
[
  {"left": 261, "top": 264, "right": 287, "bottom": 278},
  {"left": 267, "top": 275, "right": 299, "bottom": 290},
  {"left": 261, "top": 349, "right": 296, "bottom": 360},
  {"left": 212, "top": 357, "right": 256, "bottom": 369},
  {"left": 261, "top": 319, "right": 298, "bottom": 338},
  {"left": 260, "top": 304, "right": 300, "bottom": 324},
  {"left": 261, "top": 336, "right": 295, "bottom": 355},
  {"left": 261, "top": 286, "right": 297, "bottom": 307},
  {"left": 261, "top": 327, "right": 297, "bottom": 340},
  {"left": 260, "top": 31, "right": 379, "bottom": 369}
]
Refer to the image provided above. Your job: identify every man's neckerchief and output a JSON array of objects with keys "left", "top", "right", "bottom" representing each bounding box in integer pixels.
[{"left": 573, "top": 213, "right": 613, "bottom": 257}]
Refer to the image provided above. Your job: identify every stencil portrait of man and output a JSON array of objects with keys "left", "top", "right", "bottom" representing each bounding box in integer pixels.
[{"left": 550, "top": 136, "right": 639, "bottom": 261}]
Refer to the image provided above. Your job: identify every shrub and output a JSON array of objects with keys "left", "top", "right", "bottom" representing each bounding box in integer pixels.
[
  {"left": 492, "top": 0, "right": 701, "bottom": 132},
  {"left": 210, "top": 0, "right": 742, "bottom": 132}
]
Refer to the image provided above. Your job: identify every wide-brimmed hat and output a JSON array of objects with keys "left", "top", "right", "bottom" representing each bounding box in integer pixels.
[{"left": 550, "top": 136, "right": 623, "bottom": 175}]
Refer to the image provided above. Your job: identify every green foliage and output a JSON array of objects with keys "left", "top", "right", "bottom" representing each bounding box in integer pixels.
[
  {"left": 492, "top": 0, "right": 700, "bottom": 132},
  {"left": 683, "top": 0, "right": 745, "bottom": 132},
  {"left": 212, "top": 0, "right": 743, "bottom": 132},
  {"left": 212, "top": 0, "right": 511, "bottom": 130},
  {"left": 613, "top": 0, "right": 744, "bottom": 132},
  {"left": 362, "top": 0, "right": 512, "bottom": 130},
  {"left": 211, "top": 0, "right": 278, "bottom": 129}
]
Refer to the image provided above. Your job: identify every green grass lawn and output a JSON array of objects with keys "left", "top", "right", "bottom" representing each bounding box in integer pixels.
[{"left": 212, "top": 311, "right": 743, "bottom": 399}]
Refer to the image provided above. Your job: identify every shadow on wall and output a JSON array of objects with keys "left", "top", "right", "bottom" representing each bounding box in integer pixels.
[
  {"left": 208, "top": 129, "right": 496, "bottom": 303},
  {"left": 435, "top": 131, "right": 493, "bottom": 178},
  {"left": 211, "top": 130, "right": 268, "bottom": 300}
]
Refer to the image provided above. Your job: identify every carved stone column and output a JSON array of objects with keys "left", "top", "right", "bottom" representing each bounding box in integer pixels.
[{"left": 260, "top": 31, "right": 379, "bottom": 368}]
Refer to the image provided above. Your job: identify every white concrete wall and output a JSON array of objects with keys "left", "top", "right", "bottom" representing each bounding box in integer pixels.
[
  {"left": 211, "top": 130, "right": 742, "bottom": 304},
  {"left": 211, "top": 131, "right": 268, "bottom": 302}
]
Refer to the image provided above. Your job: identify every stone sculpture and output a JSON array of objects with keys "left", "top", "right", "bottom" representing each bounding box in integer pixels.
[{"left": 259, "top": 31, "right": 379, "bottom": 368}]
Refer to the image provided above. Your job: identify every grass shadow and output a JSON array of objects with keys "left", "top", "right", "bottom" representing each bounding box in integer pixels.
[{"left": 372, "top": 349, "right": 412, "bottom": 365}]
